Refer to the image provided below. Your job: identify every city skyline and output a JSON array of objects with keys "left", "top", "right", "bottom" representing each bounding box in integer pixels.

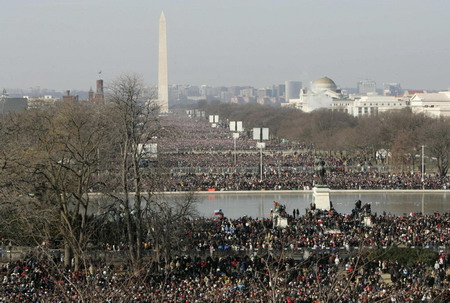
[{"left": 1, "top": 0, "right": 449, "bottom": 91}]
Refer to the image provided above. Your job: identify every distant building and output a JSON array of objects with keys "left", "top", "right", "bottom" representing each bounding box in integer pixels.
[
  {"left": 283, "top": 77, "right": 343, "bottom": 112},
  {"left": 220, "top": 91, "right": 234, "bottom": 103},
  {"left": 1, "top": 89, "right": 28, "bottom": 115},
  {"left": 230, "top": 96, "right": 245, "bottom": 104},
  {"left": 383, "top": 83, "right": 402, "bottom": 96},
  {"left": 282, "top": 77, "right": 408, "bottom": 117},
  {"left": 88, "top": 87, "right": 94, "bottom": 102},
  {"left": 257, "top": 97, "right": 277, "bottom": 105},
  {"left": 62, "top": 90, "right": 79, "bottom": 102},
  {"left": 357, "top": 79, "right": 377, "bottom": 95},
  {"left": 350, "top": 95, "right": 405, "bottom": 116},
  {"left": 401, "top": 90, "right": 426, "bottom": 105},
  {"left": 285, "top": 81, "right": 302, "bottom": 102},
  {"left": 257, "top": 88, "right": 272, "bottom": 98},
  {"left": 277, "top": 84, "right": 286, "bottom": 98},
  {"left": 240, "top": 87, "right": 255, "bottom": 98},
  {"left": 200, "top": 85, "right": 220, "bottom": 98},
  {"left": 27, "top": 95, "right": 59, "bottom": 109},
  {"left": 94, "top": 79, "right": 104, "bottom": 103},
  {"left": 410, "top": 91, "right": 450, "bottom": 117}
]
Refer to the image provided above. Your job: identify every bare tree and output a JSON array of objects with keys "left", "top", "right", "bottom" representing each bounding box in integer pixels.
[
  {"left": 1, "top": 103, "right": 108, "bottom": 270},
  {"left": 102, "top": 73, "right": 162, "bottom": 271},
  {"left": 423, "top": 117, "right": 450, "bottom": 177},
  {"left": 145, "top": 192, "right": 198, "bottom": 262}
]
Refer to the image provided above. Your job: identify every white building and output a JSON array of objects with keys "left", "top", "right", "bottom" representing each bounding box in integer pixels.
[
  {"left": 410, "top": 91, "right": 450, "bottom": 117},
  {"left": 283, "top": 76, "right": 409, "bottom": 117},
  {"left": 350, "top": 95, "right": 405, "bottom": 116},
  {"left": 282, "top": 77, "right": 347, "bottom": 112},
  {"left": 285, "top": 81, "right": 302, "bottom": 102}
]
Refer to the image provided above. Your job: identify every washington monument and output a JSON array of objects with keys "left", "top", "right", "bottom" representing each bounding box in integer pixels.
[{"left": 158, "top": 12, "right": 169, "bottom": 113}]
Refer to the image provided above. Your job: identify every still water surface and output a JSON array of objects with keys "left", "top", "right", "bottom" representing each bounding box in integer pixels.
[{"left": 195, "top": 191, "right": 450, "bottom": 219}]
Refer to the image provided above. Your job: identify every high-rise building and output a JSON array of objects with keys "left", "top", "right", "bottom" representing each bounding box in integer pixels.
[
  {"left": 357, "top": 79, "right": 377, "bottom": 95},
  {"left": 383, "top": 83, "right": 402, "bottom": 96},
  {"left": 277, "top": 84, "right": 286, "bottom": 99},
  {"left": 158, "top": 12, "right": 169, "bottom": 113},
  {"left": 285, "top": 81, "right": 302, "bottom": 102}
]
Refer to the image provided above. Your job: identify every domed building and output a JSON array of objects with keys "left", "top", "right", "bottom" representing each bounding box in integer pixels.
[
  {"left": 311, "top": 77, "right": 337, "bottom": 94},
  {"left": 282, "top": 76, "right": 346, "bottom": 112},
  {"left": 281, "top": 76, "right": 409, "bottom": 116}
]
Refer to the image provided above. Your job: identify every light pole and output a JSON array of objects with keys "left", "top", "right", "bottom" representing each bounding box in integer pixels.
[
  {"left": 1, "top": 89, "right": 7, "bottom": 117},
  {"left": 253, "top": 128, "right": 269, "bottom": 182},
  {"left": 421, "top": 145, "right": 425, "bottom": 190},
  {"left": 230, "top": 121, "right": 243, "bottom": 167},
  {"left": 232, "top": 132, "right": 239, "bottom": 166},
  {"left": 258, "top": 142, "right": 264, "bottom": 181}
]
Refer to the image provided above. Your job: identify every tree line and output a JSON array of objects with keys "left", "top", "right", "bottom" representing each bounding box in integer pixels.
[
  {"left": 0, "top": 74, "right": 197, "bottom": 273},
  {"left": 199, "top": 102, "right": 450, "bottom": 176}
]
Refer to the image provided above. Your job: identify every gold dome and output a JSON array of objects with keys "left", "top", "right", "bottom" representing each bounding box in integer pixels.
[{"left": 311, "top": 77, "right": 337, "bottom": 93}]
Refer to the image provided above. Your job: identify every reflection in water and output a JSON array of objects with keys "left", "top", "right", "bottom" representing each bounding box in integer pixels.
[{"left": 197, "top": 192, "right": 449, "bottom": 219}]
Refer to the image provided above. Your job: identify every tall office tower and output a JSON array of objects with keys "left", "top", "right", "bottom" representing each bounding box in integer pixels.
[
  {"left": 277, "top": 84, "right": 286, "bottom": 99},
  {"left": 383, "top": 83, "right": 402, "bottom": 96},
  {"left": 285, "top": 81, "right": 302, "bottom": 102},
  {"left": 158, "top": 12, "right": 169, "bottom": 113},
  {"left": 357, "top": 79, "right": 377, "bottom": 95}
]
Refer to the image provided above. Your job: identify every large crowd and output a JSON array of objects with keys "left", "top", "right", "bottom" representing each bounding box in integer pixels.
[
  {"left": 175, "top": 208, "right": 450, "bottom": 253},
  {"left": 1, "top": 253, "right": 449, "bottom": 302},
  {"left": 1, "top": 206, "right": 450, "bottom": 302},
  {"left": 2, "top": 112, "right": 449, "bottom": 301},
  {"left": 167, "top": 170, "right": 450, "bottom": 191},
  {"left": 153, "top": 112, "right": 450, "bottom": 191}
]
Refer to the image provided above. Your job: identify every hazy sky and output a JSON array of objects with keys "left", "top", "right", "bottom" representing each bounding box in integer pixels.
[{"left": 1, "top": 0, "right": 449, "bottom": 91}]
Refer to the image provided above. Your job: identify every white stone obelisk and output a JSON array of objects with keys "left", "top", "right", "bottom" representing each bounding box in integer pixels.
[{"left": 158, "top": 12, "right": 169, "bottom": 113}]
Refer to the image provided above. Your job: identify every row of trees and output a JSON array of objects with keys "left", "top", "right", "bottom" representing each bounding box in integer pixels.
[
  {"left": 0, "top": 74, "right": 197, "bottom": 273},
  {"left": 199, "top": 102, "right": 450, "bottom": 176}
]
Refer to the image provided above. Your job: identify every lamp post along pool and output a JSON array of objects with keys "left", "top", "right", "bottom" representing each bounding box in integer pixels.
[
  {"left": 232, "top": 132, "right": 239, "bottom": 166},
  {"left": 253, "top": 128, "right": 269, "bottom": 182},
  {"left": 422, "top": 145, "right": 425, "bottom": 190},
  {"left": 230, "top": 121, "right": 243, "bottom": 167}
]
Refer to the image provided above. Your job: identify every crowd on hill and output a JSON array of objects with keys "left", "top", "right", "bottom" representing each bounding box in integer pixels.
[
  {"left": 152, "top": 113, "right": 450, "bottom": 191},
  {"left": 166, "top": 171, "right": 450, "bottom": 191},
  {"left": 174, "top": 209, "right": 450, "bottom": 253},
  {"left": 3, "top": 254, "right": 448, "bottom": 302},
  {"left": 1, "top": 207, "right": 449, "bottom": 302}
]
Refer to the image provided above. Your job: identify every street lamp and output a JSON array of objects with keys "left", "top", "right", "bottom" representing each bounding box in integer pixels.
[
  {"left": 232, "top": 132, "right": 239, "bottom": 166},
  {"left": 1, "top": 89, "right": 7, "bottom": 117},
  {"left": 253, "top": 128, "right": 269, "bottom": 182},
  {"left": 230, "top": 121, "right": 243, "bottom": 167},
  {"left": 421, "top": 145, "right": 425, "bottom": 190}
]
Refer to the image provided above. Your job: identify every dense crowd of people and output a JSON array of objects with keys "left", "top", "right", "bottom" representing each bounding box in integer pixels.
[
  {"left": 167, "top": 170, "right": 450, "bottom": 191},
  {"left": 1, "top": 207, "right": 449, "bottom": 302},
  {"left": 153, "top": 113, "right": 450, "bottom": 191},
  {"left": 1, "top": 253, "right": 449, "bottom": 302},
  {"left": 2, "top": 112, "right": 449, "bottom": 301},
  {"left": 175, "top": 209, "right": 450, "bottom": 253}
]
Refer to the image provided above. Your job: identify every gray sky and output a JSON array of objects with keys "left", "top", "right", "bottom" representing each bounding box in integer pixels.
[{"left": 1, "top": 0, "right": 449, "bottom": 91}]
